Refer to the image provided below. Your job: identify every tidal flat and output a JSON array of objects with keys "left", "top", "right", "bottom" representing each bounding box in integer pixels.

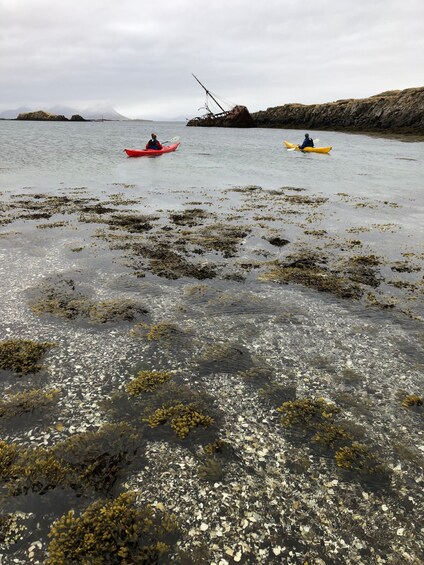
[{"left": 0, "top": 181, "right": 423, "bottom": 564}]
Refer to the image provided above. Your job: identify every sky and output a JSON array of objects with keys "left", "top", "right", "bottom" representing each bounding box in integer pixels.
[{"left": 1, "top": 0, "right": 423, "bottom": 120}]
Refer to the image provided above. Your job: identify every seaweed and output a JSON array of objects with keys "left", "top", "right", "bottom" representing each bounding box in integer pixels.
[
  {"left": 126, "top": 370, "right": 173, "bottom": 395},
  {"left": 46, "top": 491, "right": 178, "bottom": 565},
  {"left": 0, "top": 339, "right": 55, "bottom": 375},
  {"left": 0, "top": 423, "right": 141, "bottom": 496},
  {"left": 143, "top": 402, "right": 214, "bottom": 439},
  {"left": 0, "top": 388, "right": 60, "bottom": 420},
  {"left": 277, "top": 397, "right": 340, "bottom": 429},
  {"left": 401, "top": 394, "right": 423, "bottom": 408}
]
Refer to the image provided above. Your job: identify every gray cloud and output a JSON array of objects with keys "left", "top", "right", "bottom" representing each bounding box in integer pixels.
[{"left": 1, "top": 0, "right": 423, "bottom": 119}]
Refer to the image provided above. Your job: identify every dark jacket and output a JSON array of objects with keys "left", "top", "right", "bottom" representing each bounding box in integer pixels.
[
  {"left": 146, "top": 139, "right": 163, "bottom": 150},
  {"left": 299, "top": 137, "right": 314, "bottom": 149}
]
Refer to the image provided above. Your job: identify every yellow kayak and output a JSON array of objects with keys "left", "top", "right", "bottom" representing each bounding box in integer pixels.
[{"left": 284, "top": 141, "right": 332, "bottom": 154}]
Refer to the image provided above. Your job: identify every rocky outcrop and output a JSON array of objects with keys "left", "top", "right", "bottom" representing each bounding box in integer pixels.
[
  {"left": 187, "top": 105, "right": 255, "bottom": 128},
  {"left": 17, "top": 110, "right": 69, "bottom": 121},
  {"left": 70, "top": 114, "right": 86, "bottom": 121},
  {"left": 251, "top": 87, "right": 424, "bottom": 135}
]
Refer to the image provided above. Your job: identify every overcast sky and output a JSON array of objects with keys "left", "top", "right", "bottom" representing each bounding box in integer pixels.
[{"left": 1, "top": 0, "right": 423, "bottom": 119}]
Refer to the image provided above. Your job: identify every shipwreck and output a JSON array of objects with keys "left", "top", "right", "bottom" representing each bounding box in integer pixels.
[{"left": 186, "top": 75, "right": 255, "bottom": 128}]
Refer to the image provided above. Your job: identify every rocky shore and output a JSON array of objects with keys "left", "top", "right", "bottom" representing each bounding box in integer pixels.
[{"left": 252, "top": 87, "right": 424, "bottom": 135}]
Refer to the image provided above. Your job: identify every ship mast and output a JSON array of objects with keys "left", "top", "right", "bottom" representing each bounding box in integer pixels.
[{"left": 192, "top": 74, "right": 227, "bottom": 114}]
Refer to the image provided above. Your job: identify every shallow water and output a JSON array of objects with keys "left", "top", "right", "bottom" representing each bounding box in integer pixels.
[
  {"left": 0, "top": 121, "right": 423, "bottom": 564},
  {"left": 1, "top": 120, "right": 423, "bottom": 196}
]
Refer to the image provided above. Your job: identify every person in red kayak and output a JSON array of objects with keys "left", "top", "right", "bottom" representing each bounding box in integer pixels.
[{"left": 145, "top": 133, "right": 163, "bottom": 150}]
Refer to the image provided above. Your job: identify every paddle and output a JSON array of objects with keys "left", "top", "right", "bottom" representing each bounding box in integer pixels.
[
  {"left": 161, "top": 136, "right": 180, "bottom": 145},
  {"left": 287, "top": 138, "right": 320, "bottom": 151}
]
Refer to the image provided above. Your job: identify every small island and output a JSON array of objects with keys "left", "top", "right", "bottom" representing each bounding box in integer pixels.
[{"left": 16, "top": 110, "right": 86, "bottom": 121}]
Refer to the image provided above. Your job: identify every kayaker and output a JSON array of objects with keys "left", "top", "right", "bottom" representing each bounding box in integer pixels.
[
  {"left": 298, "top": 133, "right": 314, "bottom": 150},
  {"left": 145, "top": 133, "right": 163, "bottom": 150}
]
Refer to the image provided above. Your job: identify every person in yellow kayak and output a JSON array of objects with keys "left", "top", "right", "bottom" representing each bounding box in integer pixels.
[
  {"left": 145, "top": 133, "right": 163, "bottom": 150},
  {"left": 298, "top": 133, "right": 314, "bottom": 150}
]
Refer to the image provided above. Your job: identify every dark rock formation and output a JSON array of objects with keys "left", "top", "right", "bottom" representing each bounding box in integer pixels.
[
  {"left": 251, "top": 87, "right": 424, "bottom": 135},
  {"left": 17, "top": 110, "right": 68, "bottom": 121},
  {"left": 70, "top": 114, "right": 86, "bottom": 121},
  {"left": 187, "top": 105, "right": 255, "bottom": 128}
]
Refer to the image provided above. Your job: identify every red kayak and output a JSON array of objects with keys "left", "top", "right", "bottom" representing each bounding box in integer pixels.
[{"left": 124, "top": 142, "right": 180, "bottom": 158}]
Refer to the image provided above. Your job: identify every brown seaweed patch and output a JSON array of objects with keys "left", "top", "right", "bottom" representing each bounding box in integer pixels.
[
  {"left": 29, "top": 279, "right": 148, "bottom": 323},
  {"left": 130, "top": 321, "right": 179, "bottom": 342},
  {"left": 304, "top": 229, "right": 327, "bottom": 236},
  {"left": 103, "top": 381, "right": 221, "bottom": 446},
  {"left": 53, "top": 423, "right": 141, "bottom": 492},
  {"left": 197, "top": 457, "right": 225, "bottom": 482},
  {"left": 228, "top": 185, "right": 263, "bottom": 193},
  {"left": 46, "top": 491, "right": 178, "bottom": 565},
  {"left": 0, "top": 441, "right": 72, "bottom": 496},
  {"left": 0, "top": 339, "right": 55, "bottom": 375},
  {"left": 106, "top": 212, "right": 160, "bottom": 233},
  {"left": 341, "top": 255, "right": 382, "bottom": 288},
  {"left": 348, "top": 254, "right": 381, "bottom": 267},
  {"left": 391, "top": 261, "right": 421, "bottom": 273},
  {"left": 0, "top": 423, "right": 141, "bottom": 496},
  {"left": 188, "top": 223, "right": 251, "bottom": 258},
  {"left": 197, "top": 343, "right": 255, "bottom": 375},
  {"left": 238, "top": 366, "right": 274, "bottom": 383},
  {"left": 312, "top": 423, "right": 354, "bottom": 448},
  {"left": 283, "top": 195, "right": 328, "bottom": 206},
  {"left": 126, "top": 370, "right": 173, "bottom": 395},
  {"left": 36, "top": 221, "right": 69, "bottom": 229},
  {"left": 265, "top": 236, "right": 290, "bottom": 247},
  {"left": 365, "top": 292, "right": 396, "bottom": 309},
  {"left": 401, "top": 394, "right": 423, "bottom": 409},
  {"left": 335, "top": 443, "right": 387, "bottom": 475},
  {"left": 169, "top": 208, "right": 211, "bottom": 226},
  {"left": 0, "top": 388, "right": 60, "bottom": 420},
  {"left": 88, "top": 299, "right": 148, "bottom": 324},
  {"left": 131, "top": 242, "right": 218, "bottom": 280},
  {"left": 258, "top": 383, "right": 297, "bottom": 408},
  {"left": 259, "top": 260, "right": 362, "bottom": 299},
  {"left": 144, "top": 402, "right": 214, "bottom": 439},
  {"left": 277, "top": 397, "right": 340, "bottom": 430}
]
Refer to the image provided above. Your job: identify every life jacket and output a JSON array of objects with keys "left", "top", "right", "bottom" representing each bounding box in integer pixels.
[
  {"left": 300, "top": 137, "right": 314, "bottom": 149},
  {"left": 147, "top": 139, "right": 161, "bottom": 149}
]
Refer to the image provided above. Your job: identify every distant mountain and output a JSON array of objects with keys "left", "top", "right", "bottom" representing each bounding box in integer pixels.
[
  {"left": 0, "top": 105, "right": 130, "bottom": 120},
  {"left": 0, "top": 106, "right": 32, "bottom": 119}
]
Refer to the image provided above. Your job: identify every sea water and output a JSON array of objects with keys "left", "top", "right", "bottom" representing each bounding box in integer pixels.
[{"left": 1, "top": 119, "right": 423, "bottom": 196}]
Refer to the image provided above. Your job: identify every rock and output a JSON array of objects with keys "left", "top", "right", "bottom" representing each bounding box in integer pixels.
[
  {"left": 187, "top": 105, "right": 255, "bottom": 128},
  {"left": 16, "top": 110, "right": 68, "bottom": 121},
  {"left": 251, "top": 87, "right": 424, "bottom": 135},
  {"left": 70, "top": 114, "right": 86, "bottom": 121}
]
